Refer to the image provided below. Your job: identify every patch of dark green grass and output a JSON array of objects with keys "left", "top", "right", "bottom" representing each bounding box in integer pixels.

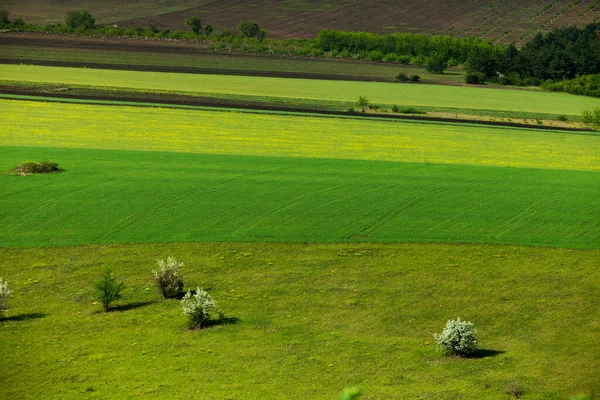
[{"left": 0, "top": 146, "right": 598, "bottom": 249}]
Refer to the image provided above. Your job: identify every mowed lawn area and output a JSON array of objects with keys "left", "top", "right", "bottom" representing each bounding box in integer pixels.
[
  {"left": 2, "top": 64, "right": 600, "bottom": 116},
  {"left": 1, "top": 97, "right": 599, "bottom": 399}
]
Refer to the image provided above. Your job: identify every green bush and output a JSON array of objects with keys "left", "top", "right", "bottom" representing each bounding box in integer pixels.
[
  {"left": 65, "top": 10, "right": 95, "bottom": 30},
  {"left": 426, "top": 54, "right": 447, "bottom": 74},
  {"left": 396, "top": 72, "right": 409, "bottom": 81},
  {"left": 409, "top": 74, "right": 421, "bottom": 82},
  {"left": 0, "top": 278, "right": 10, "bottom": 317},
  {"left": 356, "top": 96, "right": 369, "bottom": 112},
  {"left": 397, "top": 55, "right": 412, "bottom": 64},
  {"left": 557, "top": 114, "right": 568, "bottom": 122},
  {"left": 434, "top": 318, "right": 478, "bottom": 356},
  {"left": 465, "top": 72, "right": 486, "bottom": 84},
  {"left": 382, "top": 53, "right": 397, "bottom": 63},
  {"left": 181, "top": 287, "right": 217, "bottom": 328},
  {"left": 184, "top": 16, "right": 202, "bottom": 35},
  {"left": 392, "top": 105, "right": 399, "bottom": 113},
  {"left": 581, "top": 107, "right": 600, "bottom": 127},
  {"left": 11, "top": 161, "right": 63, "bottom": 175},
  {"left": 238, "top": 20, "right": 260, "bottom": 38},
  {"left": 94, "top": 270, "right": 125, "bottom": 312},
  {"left": 153, "top": 257, "right": 184, "bottom": 299}
]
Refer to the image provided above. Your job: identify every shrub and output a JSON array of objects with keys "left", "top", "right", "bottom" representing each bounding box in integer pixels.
[
  {"left": 465, "top": 72, "right": 486, "bottom": 84},
  {"left": 396, "top": 72, "right": 409, "bottom": 81},
  {"left": 392, "top": 105, "right": 399, "bottom": 113},
  {"left": 0, "top": 9, "right": 9, "bottom": 27},
  {"left": 153, "top": 257, "right": 184, "bottom": 298},
  {"left": 582, "top": 107, "right": 600, "bottom": 129},
  {"left": 94, "top": 269, "right": 125, "bottom": 312},
  {"left": 204, "top": 24, "right": 213, "bottom": 35},
  {"left": 426, "top": 54, "right": 447, "bottom": 74},
  {"left": 181, "top": 287, "right": 217, "bottom": 328},
  {"left": 184, "top": 16, "right": 202, "bottom": 35},
  {"left": 238, "top": 20, "right": 260, "bottom": 38},
  {"left": 382, "top": 53, "right": 397, "bottom": 63},
  {"left": 397, "top": 55, "right": 411, "bottom": 64},
  {"left": 410, "top": 74, "right": 421, "bottom": 82},
  {"left": 397, "top": 107, "right": 425, "bottom": 114},
  {"left": 11, "top": 161, "right": 63, "bottom": 175},
  {"left": 366, "top": 50, "right": 384, "bottom": 61},
  {"left": 339, "top": 49, "right": 352, "bottom": 59},
  {"left": 557, "top": 114, "right": 568, "bottom": 122},
  {"left": 356, "top": 96, "right": 369, "bottom": 112},
  {"left": 65, "top": 10, "right": 95, "bottom": 30},
  {"left": 0, "top": 278, "right": 10, "bottom": 317},
  {"left": 434, "top": 317, "right": 478, "bottom": 356}
]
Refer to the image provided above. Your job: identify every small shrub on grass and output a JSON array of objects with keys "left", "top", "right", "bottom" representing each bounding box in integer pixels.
[
  {"left": 356, "top": 96, "right": 369, "bottom": 113},
  {"left": 557, "top": 114, "right": 568, "bottom": 122},
  {"left": 465, "top": 72, "right": 486, "bottom": 84},
  {"left": 409, "top": 74, "right": 421, "bottom": 82},
  {"left": 11, "top": 161, "right": 63, "bottom": 175},
  {"left": 398, "top": 107, "right": 426, "bottom": 115},
  {"left": 434, "top": 317, "right": 478, "bottom": 356},
  {"left": 396, "top": 72, "right": 409, "bottom": 81},
  {"left": 94, "top": 269, "right": 125, "bottom": 312},
  {"left": 392, "top": 105, "right": 399, "bottom": 113},
  {"left": 0, "top": 278, "right": 10, "bottom": 317},
  {"left": 153, "top": 257, "right": 184, "bottom": 298},
  {"left": 181, "top": 287, "right": 217, "bottom": 328}
]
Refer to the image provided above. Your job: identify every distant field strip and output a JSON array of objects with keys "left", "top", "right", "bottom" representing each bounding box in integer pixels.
[
  {"left": 3, "top": 100, "right": 599, "bottom": 171},
  {"left": 1, "top": 146, "right": 599, "bottom": 248},
  {"left": 2, "top": 64, "right": 600, "bottom": 115}
]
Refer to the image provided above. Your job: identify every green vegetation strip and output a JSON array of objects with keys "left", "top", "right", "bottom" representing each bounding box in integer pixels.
[
  {"left": 1, "top": 146, "right": 598, "bottom": 249},
  {"left": 0, "top": 44, "right": 464, "bottom": 83},
  {"left": 1, "top": 243, "right": 598, "bottom": 398},
  {"left": 3, "top": 99, "right": 599, "bottom": 171},
  {"left": 2, "top": 64, "right": 600, "bottom": 116}
]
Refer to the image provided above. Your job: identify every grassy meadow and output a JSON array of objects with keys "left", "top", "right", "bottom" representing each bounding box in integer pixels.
[
  {"left": 2, "top": 64, "right": 600, "bottom": 116},
  {"left": 1, "top": 243, "right": 599, "bottom": 399},
  {"left": 1, "top": 90, "right": 599, "bottom": 399}
]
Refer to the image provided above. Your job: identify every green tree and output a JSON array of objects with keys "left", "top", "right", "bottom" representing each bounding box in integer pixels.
[
  {"left": 65, "top": 10, "right": 95, "bottom": 30},
  {"left": 0, "top": 10, "right": 9, "bottom": 27},
  {"left": 426, "top": 54, "right": 448, "bottom": 74},
  {"left": 204, "top": 24, "right": 213, "bottom": 35},
  {"left": 238, "top": 20, "right": 260, "bottom": 37},
  {"left": 356, "top": 96, "right": 369, "bottom": 113},
  {"left": 95, "top": 269, "right": 125, "bottom": 312},
  {"left": 185, "top": 16, "right": 202, "bottom": 35}
]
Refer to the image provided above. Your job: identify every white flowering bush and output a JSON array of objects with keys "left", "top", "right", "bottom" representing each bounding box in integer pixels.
[
  {"left": 181, "top": 287, "right": 217, "bottom": 328},
  {"left": 0, "top": 278, "right": 10, "bottom": 316},
  {"left": 434, "top": 317, "right": 478, "bottom": 356},
  {"left": 153, "top": 257, "right": 184, "bottom": 298}
]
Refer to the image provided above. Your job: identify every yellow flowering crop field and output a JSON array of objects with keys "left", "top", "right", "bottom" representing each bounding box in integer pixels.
[{"left": 2, "top": 99, "right": 599, "bottom": 171}]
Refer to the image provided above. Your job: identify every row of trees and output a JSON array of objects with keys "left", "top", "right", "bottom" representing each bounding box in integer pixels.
[
  {"left": 466, "top": 23, "right": 600, "bottom": 84},
  {"left": 0, "top": 9, "right": 266, "bottom": 40}
]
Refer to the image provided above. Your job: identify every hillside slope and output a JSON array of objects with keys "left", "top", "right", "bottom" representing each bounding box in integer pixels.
[{"left": 3, "top": 0, "right": 600, "bottom": 43}]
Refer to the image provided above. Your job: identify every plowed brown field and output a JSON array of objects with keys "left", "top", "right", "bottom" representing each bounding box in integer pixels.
[{"left": 4, "top": 0, "right": 600, "bottom": 44}]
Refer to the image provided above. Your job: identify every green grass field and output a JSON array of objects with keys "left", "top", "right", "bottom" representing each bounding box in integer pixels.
[
  {"left": 1, "top": 243, "right": 599, "bottom": 399},
  {"left": 2, "top": 64, "right": 599, "bottom": 116},
  {"left": 1, "top": 95, "right": 599, "bottom": 399},
  {"left": 2, "top": 146, "right": 598, "bottom": 248}
]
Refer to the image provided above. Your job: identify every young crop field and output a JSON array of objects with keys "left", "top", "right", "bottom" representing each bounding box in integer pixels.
[
  {"left": 2, "top": 64, "right": 600, "bottom": 117},
  {"left": 1, "top": 243, "right": 599, "bottom": 399}
]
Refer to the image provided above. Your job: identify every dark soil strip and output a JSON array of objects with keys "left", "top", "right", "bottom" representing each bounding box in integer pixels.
[
  {"left": 0, "top": 58, "right": 397, "bottom": 82},
  {"left": 1, "top": 86, "right": 592, "bottom": 133}
]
